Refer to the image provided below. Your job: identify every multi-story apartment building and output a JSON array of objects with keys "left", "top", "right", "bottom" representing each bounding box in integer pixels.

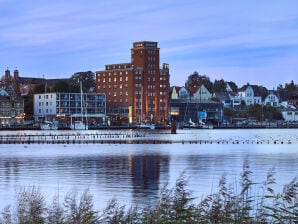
[
  {"left": 96, "top": 41, "right": 170, "bottom": 124},
  {"left": 34, "top": 92, "right": 106, "bottom": 122}
]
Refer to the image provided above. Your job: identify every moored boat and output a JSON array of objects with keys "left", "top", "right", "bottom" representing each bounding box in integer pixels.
[{"left": 40, "top": 120, "right": 58, "bottom": 130}]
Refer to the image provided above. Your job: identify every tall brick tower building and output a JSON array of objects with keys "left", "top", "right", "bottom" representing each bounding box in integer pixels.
[{"left": 96, "top": 41, "right": 169, "bottom": 124}]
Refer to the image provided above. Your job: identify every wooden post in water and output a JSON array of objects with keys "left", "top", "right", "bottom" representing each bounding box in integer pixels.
[{"left": 171, "top": 120, "right": 177, "bottom": 134}]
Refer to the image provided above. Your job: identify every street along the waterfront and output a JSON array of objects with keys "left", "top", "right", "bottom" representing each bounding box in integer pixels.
[{"left": 0, "top": 129, "right": 297, "bottom": 210}]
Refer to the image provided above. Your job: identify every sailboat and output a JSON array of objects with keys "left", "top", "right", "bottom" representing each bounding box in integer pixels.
[
  {"left": 40, "top": 81, "right": 58, "bottom": 130},
  {"left": 70, "top": 80, "right": 88, "bottom": 130},
  {"left": 137, "top": 85, "right": 155, "bottom": 130}
]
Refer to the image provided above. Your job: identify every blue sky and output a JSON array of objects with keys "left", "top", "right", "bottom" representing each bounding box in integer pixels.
[{"left": 1, "top": 0, "right": 297, "bottom": 89}]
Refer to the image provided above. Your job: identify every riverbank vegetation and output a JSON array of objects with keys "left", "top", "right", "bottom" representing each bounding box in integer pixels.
[{"left": 1, "top": 161, "right": 297, "bottom": 224}]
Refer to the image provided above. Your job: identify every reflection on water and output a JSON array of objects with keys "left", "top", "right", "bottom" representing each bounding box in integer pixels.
[{"left": 0, "top": 129, "right": 298, "bottom": 210}]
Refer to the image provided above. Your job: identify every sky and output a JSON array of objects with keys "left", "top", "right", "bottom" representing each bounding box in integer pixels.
[{"left": 0, "top": 0, "right": 298, "bottom": 89}]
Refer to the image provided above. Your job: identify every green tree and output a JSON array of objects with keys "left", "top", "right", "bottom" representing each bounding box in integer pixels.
[
  {"left": 227, "top": 81, "right": 238, "bottom": 92},
  {"left": 213, "top": 79, "right": 226, "bottom": 92},
  {"left": 185, "top": 71, "right": 213, "bottom": 92},
  {"left": 23, "top": 84, "right": 49, "bottom": 118},
  {"left": 70, "top": 71, "right": 95, "bottom": 93},
  {"left": 52, "top": 80, "right": 71, "bottom": 92},
  {"left": 248, "top": 104, "right": 262, "bottom": 121},
  {"left": 23, "top": 93, "right": 33, "bottom": 119},
  {"left": 285, "top": 80, "right": 295, "bottom": 93}
]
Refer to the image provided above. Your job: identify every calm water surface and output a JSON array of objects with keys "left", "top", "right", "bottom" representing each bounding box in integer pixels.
[{"left": 0, "top": 129, "right": 297, "bottom": 210}]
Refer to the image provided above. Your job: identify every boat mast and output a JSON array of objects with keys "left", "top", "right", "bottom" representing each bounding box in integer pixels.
[
  {"left": 44, "top": 77, "right": 47, "bottom": 122},
  {"left": 80, "top": 79, "right": 83, "bottom": 122},
  {"left": 141, "top": 84, "right": 143, "bottom": 124}
]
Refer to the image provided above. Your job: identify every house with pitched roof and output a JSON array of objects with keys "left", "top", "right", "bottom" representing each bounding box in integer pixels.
[
  {"left": 187, "top": 85, "right": 211, "bottom": 100},
  {"left": 170, "top": 86, "right": 189, "bottom": 99},
  {"left": 214, "top": 91, "right": 241, "bottom": 108},
  {"left": 214, "top": 92, "right": 230, "bottom": 107},
  {"left": 281, "top": 108, "right": 298, "bottom": 121},
  {"left": 264, "top": 91, "right": 280, "bottom": 107},
  {"left": 238, "top": 84, "right": 267, "bottom": 106}
]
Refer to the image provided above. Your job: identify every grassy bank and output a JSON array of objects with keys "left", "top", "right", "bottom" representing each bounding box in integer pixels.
[{"left": 1, "top": 160, "right": 297, "bottom": 224}]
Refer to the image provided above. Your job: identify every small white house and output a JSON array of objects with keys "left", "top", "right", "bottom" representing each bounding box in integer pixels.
[
  {"left": 238, "top": 85, "right": 262, "bottom": 106},
  {"left": 178, "top": 87, "right": 190, "bottom": 99},
  {"left": 264, "top": 92, "right": 279, "bottom": 107},
  {"left": 170, "top": 86, "right": 191, "bottom": 99},
  {"left": 170, "top": 86, "right": 179, "bottom": 99},
  {"left": 281, "top": 109, "right": 298, "bottom": 121},
  {"left": 188, "top": 85, "right": 212, "bottom": 100},
  {"left": 229, "top": 92, "right": 241, "bottom": 107}
]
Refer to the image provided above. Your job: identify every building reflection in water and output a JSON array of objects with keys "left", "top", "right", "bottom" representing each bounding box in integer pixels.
[{"left": 129, "top": 155, "right": 170, "bottom": 206}]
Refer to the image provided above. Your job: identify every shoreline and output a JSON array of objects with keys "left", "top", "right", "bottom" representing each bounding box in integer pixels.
[{"left": 1, "top": 124, "right": 298, "bottom": 131}]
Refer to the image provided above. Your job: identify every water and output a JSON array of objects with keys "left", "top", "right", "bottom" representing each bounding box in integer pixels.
[{"left": 0, "top": 129, "right": 297, "bottom": 210}]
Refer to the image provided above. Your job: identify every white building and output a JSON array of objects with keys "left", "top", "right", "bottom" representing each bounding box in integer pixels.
[
  {"left": 281, "top": 109, "right": 298, "bottom": 122},
  {"left": 169, "top": 86, "right": 190, "bottom": 99},
  {"left": 188, "top": 85, "right": 212, "bottom": 100},
  {"left": 238, "top": 85, "right": 263, "bottom": 106},
  {"left": 34, "top": 93, "right": 57, "bottom": 119},
  {"left": 264, "top": 92, "right": 279, "bottom": 107},
  {"left": 34, "top": 92, "right": 106, "bottom": 121},
  {"left": 229, "top": 92, "right": 241, "bottom": 107}
]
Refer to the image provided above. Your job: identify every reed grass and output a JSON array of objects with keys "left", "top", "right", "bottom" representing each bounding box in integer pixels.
[{"left": 0, "top": 161, "right": 297, "bottom": 224}]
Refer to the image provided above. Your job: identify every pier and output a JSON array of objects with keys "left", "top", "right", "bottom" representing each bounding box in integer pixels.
[{"left": 0, "top": 130, "right": 294, "bottom": 145}]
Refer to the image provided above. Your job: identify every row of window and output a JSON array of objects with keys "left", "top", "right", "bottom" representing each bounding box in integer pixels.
[
  {"left": 38, "top": 109, "right": 53, "bottom": 114},
  {"left": 97, "top": 84, "right": 128, "bottom": 90},
  {"left": 148, "top": 56, "right": 156, "bottom": 61},
  {"left": 98, "top": 76, "right": 129, "bottom": 83},
  {"left": 102, "top": 69, "right": 130, "bottom": 74},
  {"left": 108, "top": 99, "right": 129, "bottom": 103},
  {"left": 0, "top": 112, "right": 11, "bottom": 116},
  {"left": 38, "top": 94, "right": 53, "bottom": 99},
  {"left": 286, "top": 112, "right": 298, "bottom": 115},
  {"left": 267, "top": 95, "right": 276, "bottom": 100},
  {"left": 39, "top": 102, "right": 53, "bottom": 106},
  {"left": 108, "top": 92, "right": 129, "bottom": 96},
  {"left": 107, "top": 65, "right": 126, "bottom": 70},
  {"left": 148, "top": 70, "right": 156, "bottom": 75},
  {"left": 147, "top": 64, "right": 156, "bottom": 68}
]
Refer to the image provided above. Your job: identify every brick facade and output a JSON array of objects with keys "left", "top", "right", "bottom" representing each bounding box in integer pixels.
[{"left": 96, "top": 41, "right": 169, "bottom": 124}]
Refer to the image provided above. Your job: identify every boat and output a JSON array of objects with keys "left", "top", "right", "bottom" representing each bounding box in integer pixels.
[
  {"left": 183, "top": 118, "right": 213, "bottom": 129},
  {"left": 70, "top": 80, "right": 88, "bottom": 130},
  {"left": 70, "top": 120, "right": 88, "bottom": 130},
  {"left": 183, "top": 118, "right": 197, "bottom": 128},
  {"left": 197, "top": 120, "right": 213, "bottom": 129},
  {"left": 138, "top": 123, "right": 155, "bottom": 130},
  {"left": 40, "top": 120, "right": 58, "bottom": 130}
]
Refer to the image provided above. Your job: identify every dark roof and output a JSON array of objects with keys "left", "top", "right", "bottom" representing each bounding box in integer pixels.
[
  {"left": 186, "top": 85, "right": 202, "bottom": 96},
  {"left": 214, "top": 92, "right": 230, "bottom": 101},
  {"left": 239, "top": 84, "right": 268, "bottom": 100},
  {"left": 228, "top": 91, "right": 238, "bottom": 97}
]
